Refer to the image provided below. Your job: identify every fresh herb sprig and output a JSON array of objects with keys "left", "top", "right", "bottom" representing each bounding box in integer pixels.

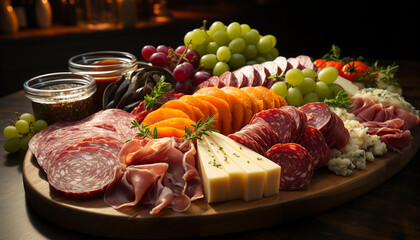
[
  {"left": 324, "top": 90, "right": 353, "bottom": 110},
  {"left": 130, "top": 119, "right": 158, "bottom": 140},
  {"left": 355, "top": 61, "right": 400, "bottom": 88},
  {"left": 143, "top": 76, "right": 172, "bottom": 110},
  {"left": 182, "top": 115, "right": 218, "bottom": 141}
]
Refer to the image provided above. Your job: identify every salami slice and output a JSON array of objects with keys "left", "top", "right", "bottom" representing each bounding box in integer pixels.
[
  {"left": 233, "top": 71, "right": 249, "bottom": 88},
  {"left": 228, "top": 132, "right": 265, "bottom": 155},
  {"left": 252, "top": 64, "right": 270, "bottom": 87},
  {"left": 266, "top": 143, "right": 314, "bottom": 190},
  {"left": 249, "top": 116, "right": 279, "bottom": 147},
  {"left": 296, "top": 55, "right": 317, "bottom": 71},
  {"left": 237, "top": 126, "right": 270, "bottom": 153},
  {"left": 65, "top": 137, "right": 123, "bottom": 160},
  {"left": 237, "top": 65, "right": 261, "bottom": 86},
  {"left": 298, "top": 126, "right": 331, "bottom": 170},
  {"left": 47, "top": 147, "right": 118, "bottom": 197},
  {"left": 219, "top": 71, "right": 238, "bottom": 88},
  {"left": 273, "top": 56, "right": 292, "bottom": 74},
  {"left": 281, "top": 106, "right": 308, "bottom": 143},
  {"left": 250, "top": 108, "right": 296, "bottom": 144},
  {"left": 261, "top": 61, "right": 282, "bottom": 76}
]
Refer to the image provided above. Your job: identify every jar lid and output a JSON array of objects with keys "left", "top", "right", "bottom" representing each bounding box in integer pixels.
[{"left": 23, "top": 72, "right": 96, "bottom": 103}]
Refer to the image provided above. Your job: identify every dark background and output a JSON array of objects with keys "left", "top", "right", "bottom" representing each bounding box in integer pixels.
[{"left": 1, "top": 0, "right": 419, "bottom": 97}]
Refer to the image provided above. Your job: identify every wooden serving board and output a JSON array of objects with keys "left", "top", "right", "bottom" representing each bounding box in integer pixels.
[{"left": 22, "top": 125, "right": 420, "bottom": 239}]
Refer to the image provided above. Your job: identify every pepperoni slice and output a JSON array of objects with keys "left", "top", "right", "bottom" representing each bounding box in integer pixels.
[
  {"left": 298, "top": 126, "right": 331, "bottom": 170},
  {"left": 281, "top": 106, "right": 308, "bottom": 143},
  {"left": 248, "top": 117, "right": 279, "bottom": 147},
  {"left": 250, "top": 108, "right": 296, "bottom": 144},
  {"left": 48, "top": 147, "right": 118, "bottom": 197},
  {"left": 266, "top": 143, "right": 314, "bottom": 190},
  {"left": 227, "top": 132, "right": 265, "bottom": 155}
]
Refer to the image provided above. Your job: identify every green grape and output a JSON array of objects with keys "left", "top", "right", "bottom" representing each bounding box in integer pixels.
[
  {"left": 297, "top": 77, "right": 316, "bottom": 94},
  {"left": 190, "top": 29, "right": 206, "bottom": 45},
  {"left": 329, "top": 83, "right": 345, "bottom": 98},
  {"left": 200, "top": 54, "right": 218, "bottom": 69},
  {"left": 303, "top": 92, "right": 319, "bottom": 104},
  {"left": 318, "top": 67, "right": 339, "bottom": 84},
  {"left": 212, "top": 30, "right": 229, "bottom": 46},
  {"left": 242, "top": 31, "right": 259, "bottom": 45},
  {"left": 263, "top": 47, "right": 279, "bottom": 61},
  {"left": 315, "top": 81, "right": 332, "bottom": 100},
  {"left": 184, "top": 31, "right": 192, "bottom": 46},
  {"left": 216, "top": 46, "right": 231, "bottom": 62},
  {"left": 228, "top": 38, "right": 246, "bottom": 53},
  {"left": 228, "top": 53, "right": 246, "bottom": 70},
  {"left": 20, "top": 135, "right": 31, "bottom": 151},
  {"left": 208, "top": 21, "right": 226, "bottom": 36},
  {"left": 15, "top": 119, "right": 29, "bottom": 134},
  {"left": 301, "top": 68, "right": 317, "bottom": 79},
  {"left": 213, "top": 62, "right": 230, "bottom": 76},
  {"left": 3, "top": 126, "right": 18, "bottom": 139},
  {"left": 250, "top": 29, "right": 260, "bottom": 35},
  {"left": 270, "top": 81, "right": 288, "bottom": 97},
  {"left": 194, "top": 43, "right": 208, "bottom": 57},
  {"left": 240, "top": 24, "right": 251, "bottom": 35},
  {"left": 20, "top": 113, "right": 35, "bottom": 124},
  {"left": 265, "top": 34, "right": 277, "bottom": 48},
  {"left": 286, "top": 87, "right": 303, "bottom": 107},
  {"left": 285, "top": 69, "right": 304, "bottom": 86},
  {"left": 33, "top": 119, "right": 48, "bottom": 132},
  {"left": 246, "top": 60, "right": 258, "bottom": 65},
  {"left": 226, "top": 22, "right": 242, "bottom": 40},
  {"left": 254, "top": 56, "right": 266, "bottom": 63},
  {"left": 4, "top": 138, "right": 20, "bottom": 153},
  {"left": 257, "top": 36, "right": 272, "bottom": 54},
  {"left": 207, "top": 42, "right": 220, "bottom": 54},
  {"left": 242, "top": 44, "right": 258, "bottom": 60}
]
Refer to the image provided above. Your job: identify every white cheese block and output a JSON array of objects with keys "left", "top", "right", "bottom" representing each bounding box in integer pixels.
[
  {"left": 202, "top": 135, "right": 244, "bottom": 200},
  {"left": 208, "top": 132, "right": 266, "bottom": 201},
  {"left": 196, "top": 139, "right": 229, "bottom": 203},
  {"left": 212, "top": 132, "right": 280, "bottom": 197},
  {"left": 334, "top": 75, "right": 359, "bottom": 96}
]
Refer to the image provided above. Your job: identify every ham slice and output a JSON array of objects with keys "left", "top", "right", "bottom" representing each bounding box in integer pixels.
[{"left": 104, "top": 137, "right": 203, "bottom": 215}]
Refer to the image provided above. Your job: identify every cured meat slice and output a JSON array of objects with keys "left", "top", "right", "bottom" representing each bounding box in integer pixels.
[
  {"left": 228, "top": 132, "right": 265, "bottom": 156},
  {"left": 287, "top": 57, "right": 305, "bottom": 70},
  {"left": 273, "top": 56, "right": 292, "bottom": 73},
  {"left": 281, "top": 106, "right": 308, "bottom": 143},
  {"left": 379, "top": 131, "right": 412, "bottom": 153},
  {"left": 252, "top": 64, "right": 271, "bottom": 87},
  {"left": 238, "top": 125, "right": 270, "bottom": 153},
  {"left": 266, "top": 143, "right": 314, "bottom": 190},
  {"left": 236, "top": 65, "right": 261, "bottom": 86},
  {"left": 250, "top": 108, "right": 296, "bottom": 144},
  {"left": 296, "top": 55, "right": 317, "bottom": 70},
  {"left": 65, "top": 137, "right": 122, "bottom": 160},
  {"left": 48, "top": 147, "right": 118, "bottom": 197},
  {"left": 233, "top": 71, "right": 249, "bottom": 88},
  {"left": 248, "top": 117, "right": 279, "bottom": 147},
  {"left": 261, "top": 61, "right": 282, "bottom": 76},
  {"left": 219, "top": 71, "right": 239, "bottom": 88},
  {"left": 298, "top": 126, "right": 330, "bottom": 170}
]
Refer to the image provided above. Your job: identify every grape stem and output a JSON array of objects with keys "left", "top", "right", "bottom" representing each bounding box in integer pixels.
[{"left": 176, "top": 39, "right": 192, "bottom": 66}]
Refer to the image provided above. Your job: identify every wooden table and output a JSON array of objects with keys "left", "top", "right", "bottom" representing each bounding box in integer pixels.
[{"left": 0, "top": 61, "right": 419, "bottom": 240}]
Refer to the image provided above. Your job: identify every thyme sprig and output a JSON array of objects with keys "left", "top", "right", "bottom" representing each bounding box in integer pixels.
[{"left": 143, "top": 76, "right": 172, "bottom": 110}]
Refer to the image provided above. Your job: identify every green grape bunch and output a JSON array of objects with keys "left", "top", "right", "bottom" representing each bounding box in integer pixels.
[{"left": 3, "top": 112, "right": 48, "bottom": 153}]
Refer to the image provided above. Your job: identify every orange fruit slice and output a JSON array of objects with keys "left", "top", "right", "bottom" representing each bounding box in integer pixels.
[
  {"left": 150, "top": 117, "right": 195, "bottom": 132},
  {"left": 179, "top": 95, "right": 210, "bottom": 120},
  {"left": 254, "top": 86, "right": 275, "bottom": 109},
  {"left": 142, "top": 108, "right": 190, "bottom": 125},
  {"left": 241, "top": 87, "right": 265, "bottom": 112},
  {"left": 160, "top": 99, "right": 197, "bottom": 122},
  {"left": 194, "top": 95, "right": 232, "bottom": 135}
]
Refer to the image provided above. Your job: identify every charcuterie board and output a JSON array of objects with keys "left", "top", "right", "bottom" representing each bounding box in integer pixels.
[{"left": 22, "top": 124, "right": 420, "bottom": 240}]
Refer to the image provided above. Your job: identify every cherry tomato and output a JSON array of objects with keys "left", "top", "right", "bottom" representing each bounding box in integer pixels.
[
  {"left": 324, "top": 60, "right": 343, "bottom": 76},
  {"left": 313, "top": 59, "right": 327, "bottom": 69},
  {"left": 342, "top": 61, "right": 369, "bottom": 82}
]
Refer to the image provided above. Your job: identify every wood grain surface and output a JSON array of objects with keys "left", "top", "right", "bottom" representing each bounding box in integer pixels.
[{"left": 0, "top": 60, "right": 419, "bottom": 240}]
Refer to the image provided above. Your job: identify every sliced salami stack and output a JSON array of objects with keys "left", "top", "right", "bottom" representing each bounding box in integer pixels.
[
  {"left": 228, "top": 104, "right": 343, "bottom": 190},
  {"left": 196, "top": 55, "right": 317, "bottom": 90},
  {"left": 28, "top": 109, "right": 137, "bottom": 197}
]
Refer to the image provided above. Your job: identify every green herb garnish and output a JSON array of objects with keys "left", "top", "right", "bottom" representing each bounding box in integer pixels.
[
  {"left": 129, "top": 119, "right": 158, "bottom": 140},
  {"left": 144, "top": 76, "right": 172, "bottom": 110},
  {"left": 182, "top": 115, "right": 218, "bottom": 141},
  {"left": 324, "top": 90, "right": 353, "bottom": 110}
]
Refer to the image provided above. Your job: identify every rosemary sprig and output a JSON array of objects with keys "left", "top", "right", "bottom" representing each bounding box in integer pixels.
[
  {"left": 143, "top": 76, "right": 172, "bottom": 110},
  {"left": 324, "top": 90, "right": 353, "bottom": 110},
  {"left": 130, "top": 119, "right": 158, "bottom": 140},
  {"left": 182, "top": 115, "right": 218, "bottom": 141},
  {"left": 355, "top": 61, "right": 400, "bottom": 88}
]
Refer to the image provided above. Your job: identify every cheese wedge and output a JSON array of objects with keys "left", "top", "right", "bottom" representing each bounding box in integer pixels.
[
  {"left": 196, "top": 139, "right": 229, "bottom": 203},
  {"left": 212, "top": 132, "right": 280, "bottom": 197},
  {"left": 208, "top": 132, "right": 266, "bottom": 201},
  {"left": 202, "top": 135, "right": 244, "bottom": 200},
  {"left": 334, "top": 75, "right": 359, "bottom": 96}
]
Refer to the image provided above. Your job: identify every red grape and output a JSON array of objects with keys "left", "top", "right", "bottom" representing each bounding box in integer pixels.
[
  {"left": 175, "top": 80, "right": 194, "bottom": 94},
  {"left": 141, "top": 45, "right": 157, "bottom": 60},
  {"left": 184, "top": 49, "right": 200, "bottom": 68},
  {"left": 173, "top": 62, "right": 193, "bottom": 82},
  {"left": 156, "top": 45, "right": 169, "bottom": 55},
  {"left": 149, "top": 52, "right": 168, "bottom": 67},
  {"left": 193, "top": 71, "right": 211, "bottom": 85},
  {"left": 175, "top": 45, "right": 186, "bottom": 55}
]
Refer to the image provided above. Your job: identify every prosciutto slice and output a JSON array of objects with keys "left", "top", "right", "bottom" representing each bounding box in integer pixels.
[{"left": 104, "top": 137, "right": 203, "bottom": 215}]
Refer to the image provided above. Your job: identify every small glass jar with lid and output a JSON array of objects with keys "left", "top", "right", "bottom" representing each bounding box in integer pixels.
[
  {"left": 68, "top": 51, "right": 137, "bottom": 111},
  {"left": 23, "top": 72, "right": 96, "bottom": 125}
]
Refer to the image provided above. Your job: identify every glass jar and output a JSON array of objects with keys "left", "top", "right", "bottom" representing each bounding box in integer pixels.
[
  {"left": 68, "top": 51, "right": 137, "bottom": 111},
  {"left": 23, "top": 72, "right": 96, "bottom": 125}
]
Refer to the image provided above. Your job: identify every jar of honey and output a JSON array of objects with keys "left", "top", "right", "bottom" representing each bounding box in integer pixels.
[
  {"left": 68, "top": 51, "right": 137, "bottom": 112},
  {"left": 23, "top": 72, "right": 97, "bottom": 125}
]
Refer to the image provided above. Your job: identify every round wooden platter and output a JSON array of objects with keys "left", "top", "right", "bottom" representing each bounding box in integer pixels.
[{"left": 22, "top": 125, "right": 420, "bottom": 239}]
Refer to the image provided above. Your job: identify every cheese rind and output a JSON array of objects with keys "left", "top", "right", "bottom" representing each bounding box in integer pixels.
[
  {"left": 196, "top": 139, "right": 229, "bottom": 203},
  {"left": 212, "top": 132, "right": 281, "bottom": 197}
]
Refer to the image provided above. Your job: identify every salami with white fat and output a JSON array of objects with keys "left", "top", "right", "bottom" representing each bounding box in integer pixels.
[
  {"left": 298, "top": 126, "right": 331, "bottom": 170},
  {"left": 47, "top": 147, "right": 118, "bottom": 197},
  {"left": 281, "top": 106, "right": 308, "bottom": 143},
  {"left": 266, "top": 143, "right": 314, "bottom": 190}
]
